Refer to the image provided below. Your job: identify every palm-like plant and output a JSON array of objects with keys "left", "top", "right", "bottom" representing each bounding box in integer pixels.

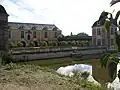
[{"left": 100, "top": 1, "right": 120, "bottom": 82}]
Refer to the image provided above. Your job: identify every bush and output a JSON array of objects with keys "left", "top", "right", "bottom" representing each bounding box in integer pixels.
[
  {"left": 28, "top": 42, "right": 35, "bottom": 47},
  {"left": 0, "top": 52, "right": 13, "bottom": 65},
  {"left": 8, "top": 41, "right": 17, "bottom": 48},
  {"left": 48, "top": 41, "right": 53, "bottom": 46},
  {"left": 40, "top": 41, "right": 48, "bottom": 46},
  {"left": 81, "top": 71, "right": 90, "bottom": 80},
  {"left": 17, "top": 41, "right": 23, "bottom": 47}
]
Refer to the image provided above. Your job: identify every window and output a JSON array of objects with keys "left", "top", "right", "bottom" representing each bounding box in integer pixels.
[
  {"left": 111, "top": 28, "right": 114, "bottom": 35},
  {"left": 102, "top": 28, "right": 105, "bottom": 33},
  {"left": 45, "top": 32, "right": 47, "bottom": 38},
  {"left": 21, "top": 31, "right": 24, "bottom": 38},
  {"left": 102, "top": 39, "right": 105, "bottom": 45},
  {"left": 111, "top": 39, "right": 114, "bottom": 45},
  {"left": 97, "top": 39, "right": 101, "bottom": 46},
  {"left": 97, "top": 28, "right": 101, "bottom": 35},
  {"left": 55, "top": 32, "right": 57, "bottom": 38},
  {"left": 27, "top": 35, "right": 30, "bottom": 40},
  {"left": 92, "top": 29, "right": 96, "bottom": 36},
  {"left": 33, "top": 31, "right": 36, "bottom": 38},
  {"left": 93, "top": 38, "right": 96, "bottom": 46},
  {"left": 8, "top": 31, "right": 11, "bottom": 38}
]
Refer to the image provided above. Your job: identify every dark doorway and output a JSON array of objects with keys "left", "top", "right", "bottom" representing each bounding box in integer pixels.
[
  {"left": 27, "top": 35, "right": 30, "bottom": 40},
  {"left": 34, "top": 41, "right": 38, "bottom": 47},
  {"left": 21, "top": 41, "right": 26, "bottom": 47}
]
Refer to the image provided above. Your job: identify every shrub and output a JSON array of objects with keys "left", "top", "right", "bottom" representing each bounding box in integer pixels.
[
  {"left": 81, "top": 71, "right": 90, "bottom": 80},
  {"left": 17, "top": 41, "right": 23, "bottom": 47},
  {"left": 0, "top": 52, "right": 13, "bottom": 65},
  {"left": 28, "top": 42, "right": 35, "bottom": 47},
  {"left": 8, "top": 41, "right": 17, "bottom": 48},
  {"left": 40, "top": 41, "right": 48, "bottom": 46},
  {"left": 48, "top": 41, "right": 53, "bottom": 46},
  {"left": 71, "top": 41, "right": 76, "bottom": 46},
  {"left": 52, "top": 41, "right": 58, "bottom": 46}
]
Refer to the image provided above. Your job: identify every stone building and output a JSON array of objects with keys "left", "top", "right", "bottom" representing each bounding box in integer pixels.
[
  {"left": 8, "top": 22, "right": 62, "bottom": 46},
  {"left": 0, "top": 5, "right": 9, "bottom": 51},
  {"left": 92, "top": 20, "right": 117, "bottom": 47}
]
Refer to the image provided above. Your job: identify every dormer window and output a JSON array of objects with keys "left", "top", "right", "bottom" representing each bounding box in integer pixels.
[
  {"left": 42, "top": 27, "right": 48, "bottom": 30},
  {"left": 18, "top": 25, "right": 24, "bottom": 29},
  {"left": 31, "top": 26, "right": 36, "bottom": 30},
  {"left": 53, "top": 27, "right": 58, "bottom": 31},
  {"left": 97, "top": 21, "right": 100, "bottom": 25}
]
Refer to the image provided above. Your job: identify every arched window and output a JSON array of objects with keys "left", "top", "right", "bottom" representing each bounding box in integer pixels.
[{"left": 27, "top": 35, "right": 30, "bottom": 40}]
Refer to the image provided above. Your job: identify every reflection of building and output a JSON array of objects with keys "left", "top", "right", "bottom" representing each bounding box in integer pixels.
[
  {"left": 8, "top": 22, "right": 62, "bottom": 44},
  {"left": 92, "top": 19, "right": 117, "bottom": 46}
]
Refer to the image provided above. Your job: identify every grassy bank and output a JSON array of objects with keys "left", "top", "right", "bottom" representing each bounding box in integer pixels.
[{"left": 0, "top": 63, "right": 112, "bottom": 90}]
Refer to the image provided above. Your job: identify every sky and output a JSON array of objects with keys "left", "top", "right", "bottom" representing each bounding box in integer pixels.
[{"left": 1, "top": 0, "right": 120, "bottom": 36}]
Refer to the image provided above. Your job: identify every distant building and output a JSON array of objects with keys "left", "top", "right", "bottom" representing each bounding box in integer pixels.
[
  {"left": 8, "top": 22, "right": 62, "bottom": 45},
  {"left": 58, "top": 32, "right": 92, "bottom": 46},
  {"left": 92, "top": 19, "right": 117, "bottom": 47}
]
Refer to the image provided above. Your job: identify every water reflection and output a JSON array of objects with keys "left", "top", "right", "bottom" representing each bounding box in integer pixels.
[{"left": 56, "top": 60, "right": 120, "bottom": 90}]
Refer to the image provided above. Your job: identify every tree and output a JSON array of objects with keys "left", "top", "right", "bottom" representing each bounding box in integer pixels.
[
  {"left": 110, "top": 0, "right": 120, "bottom": 6},
  {"left": 100, "top": 1, "right": 120, "bottom": 82}
]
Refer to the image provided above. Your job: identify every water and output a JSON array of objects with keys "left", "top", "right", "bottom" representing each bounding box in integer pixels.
[{"left": 56, "top": 63, "right": 120, "bottom": 90}]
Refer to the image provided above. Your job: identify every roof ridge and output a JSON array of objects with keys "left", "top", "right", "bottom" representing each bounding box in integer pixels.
[{"left": 8, "top": 22, "right": 55, "bottom": 26}]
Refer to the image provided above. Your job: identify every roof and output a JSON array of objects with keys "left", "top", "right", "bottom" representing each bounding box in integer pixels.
[
  {"left": 92, "top": 11, "right": 108, "bottom": 28},
  {"left": 0, "top": 5, "right": 8, "bottom": 15},
  {"left": 8, "top": 22, "right": 60, "bottom": 30}
]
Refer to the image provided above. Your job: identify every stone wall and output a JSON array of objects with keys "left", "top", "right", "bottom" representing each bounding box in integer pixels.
[{"left": 11, "top": 46, "right": 112, "bottom": 61}]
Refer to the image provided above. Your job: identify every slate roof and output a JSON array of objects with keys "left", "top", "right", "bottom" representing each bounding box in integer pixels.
[
  {"left": 8, "top": 22, "right": 60, "bottom": 30},
  {"left": 0, "top": 5, "right": 8, "bottom": 15}
]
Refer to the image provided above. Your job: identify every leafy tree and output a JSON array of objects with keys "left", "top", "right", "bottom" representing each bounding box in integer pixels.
[{"left": 100, "top": 1, "right": 120, "bottom": 82}]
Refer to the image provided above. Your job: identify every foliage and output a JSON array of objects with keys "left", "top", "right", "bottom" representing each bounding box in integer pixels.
[
  {"left": 81, "top": 71, "right": 90, "bottom": 80},
  {"left": 16, "top": 41, "right": 23, "bottom": 47},
  {"left": 100, "top": 5, "right": 120, "bottom": 81},
  {"left": 28, "top": 42, "right": 35, "bottom": 47},
  {"left": 8, "top": 41, "right": 17, "bottom": 48},
  {"left": 40, "top": 41, "right": 48, "bottom": 46},
  {"left": 0, "top": 52, "right": 13, "bottom": 65}
]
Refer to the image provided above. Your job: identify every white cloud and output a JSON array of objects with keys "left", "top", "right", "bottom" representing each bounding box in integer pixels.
[{"left": 1, "top": 0, "right": 120, "bottom": 35}]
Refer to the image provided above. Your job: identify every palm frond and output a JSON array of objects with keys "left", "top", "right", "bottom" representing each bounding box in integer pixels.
[{"left": 104, "top": 20, "right": 111, "bottom": 32}]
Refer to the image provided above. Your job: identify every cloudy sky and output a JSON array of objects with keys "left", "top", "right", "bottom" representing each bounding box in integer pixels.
[{"left": 1, "top": 0, "right": 120, "bottom": 36}]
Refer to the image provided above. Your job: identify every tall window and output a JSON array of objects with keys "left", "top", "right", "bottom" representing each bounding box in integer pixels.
[
  {"left": 21, "top": 31, "right": 24, "bottom": 38},
  {"left": 102, "top": 39, "right": 105, "bottom": 45},
  {"left": 27, "top": 35, "right": 30, "bottom": 40},
  {"left": 97, "top": 39, "right": 101, "bottom": 46},
  {"left": 97, "top": 28, "right": 101, "bottom": 35},
  {"left": 33, "top": 31, "right": 36, "bottom": 38},
  {"left": 102, "top": 28, "right": 105, "bottom": 33},
  {"left": 93, "top": 38, "right": 96, "bottom": 46},
  {"left": 8, "top": 31, "right": 11, "bottom": 38},
  {"left": 111, "top": 39, "right": 114, "bottom": 45},
  {"left": 55, "top": 32, "right": 57, "bottom": 38},
  {"left": 45, "top": 32, "right": 47, "bottom": 38},
  {"left": 111, "top": 28, "right": 114, "bottom": 35}
]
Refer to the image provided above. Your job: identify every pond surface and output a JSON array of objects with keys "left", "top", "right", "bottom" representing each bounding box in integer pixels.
[{"left": 56, "top": 60, "right": 120, "bottom": 90}]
